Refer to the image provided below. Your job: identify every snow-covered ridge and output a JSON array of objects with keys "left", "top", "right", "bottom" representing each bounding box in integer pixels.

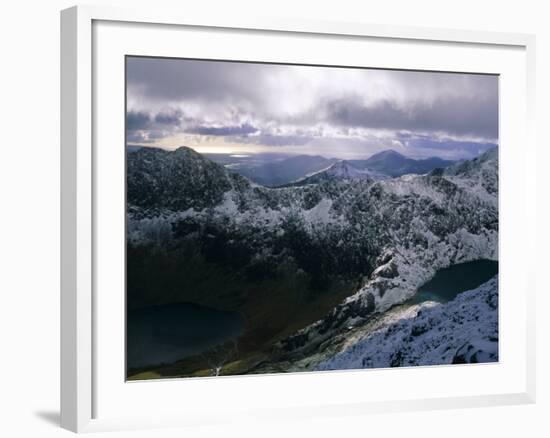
[
  {"left": 290, "top": 160, "right": 389, "bottom": 185},
  {"left": 317, "top": 276, "right": 498, "bottom": 370},
  {"left": 127, "top": 146, "right": 498, "bottom": 350}
]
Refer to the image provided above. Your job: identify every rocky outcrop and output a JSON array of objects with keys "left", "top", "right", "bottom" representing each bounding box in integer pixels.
[{"left": 316, "top": 276, "right": 499, "bottom": 370}]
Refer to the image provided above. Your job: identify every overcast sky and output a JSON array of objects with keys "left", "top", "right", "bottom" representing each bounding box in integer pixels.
[{"left": 126, "top": 56, "right": 498, "bottom": 160}]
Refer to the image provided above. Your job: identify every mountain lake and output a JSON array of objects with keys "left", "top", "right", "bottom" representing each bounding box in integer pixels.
[
  {"left": 127, "top": 303, "right": 244, "bottom": 370},
  {"left": 406, "top": 259, "right": 498, "bottom": 305}
]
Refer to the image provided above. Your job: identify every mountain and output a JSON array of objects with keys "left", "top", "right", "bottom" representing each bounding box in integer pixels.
[
  {"left": 127, "top": 146, "right": 498, "bottom": 366},
  {"left": 127, "top": 146, "right": 250, "bottom": 213},
  {"left": 223, "top": 154, "right": 338, "bottom": 187},
  {"left": 287, "top": 160, "right": 389, "bottom": 186},
  {"left": 350, "top": 149, "right": 455, "bottom": 177},
  {"left": 279, "top": 150, "right": 456, "bottom": 187},
  {"left": 280, "top": 148, "right": 497, "bottom": 352}
]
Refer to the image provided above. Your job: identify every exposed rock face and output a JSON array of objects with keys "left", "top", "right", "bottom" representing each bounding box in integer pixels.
[{"left": 127, "top": 147, "right": 250, "bottom": 213}]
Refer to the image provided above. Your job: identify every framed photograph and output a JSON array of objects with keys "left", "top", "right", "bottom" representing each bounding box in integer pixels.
[{"left": 61, "top": 5, "right": 536, "bottom": 433}]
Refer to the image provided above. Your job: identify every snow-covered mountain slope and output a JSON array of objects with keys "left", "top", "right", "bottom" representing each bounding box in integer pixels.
[
  {"left": 288, "top": 160, "right": 389, "bottom": 186},
  {"left": 316, "top": 276, "right": 498, "bottom": 370},
  {"left": 127, "top": 146, "right": 498, "bottom": 351},
  {"left": 277, "top": 150, "right": 498, "bottom": 351}
]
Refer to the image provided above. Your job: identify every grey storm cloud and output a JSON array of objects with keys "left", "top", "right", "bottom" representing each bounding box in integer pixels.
[
  {"left": 126, "top": 111, "right": 151, "bottom": 131},
  {"left": 126, "top": 56, "right": 499, "bottom": 157},
  {"left": 321, "top": 92, "right": 498, "bottom": 139},
  {"left": 126, "top": 57, "right": 268, "bottom": 105},
  {"left": 127, "top": 109, "right": 184, "bottom": 143},
  {"left": 188, "top": 123, "right": 258, "bottom": 136},
  {"left": 154, "top": 110, "right": 182, "bottom": 125}
]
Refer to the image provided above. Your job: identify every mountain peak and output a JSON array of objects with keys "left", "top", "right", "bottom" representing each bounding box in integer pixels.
[
  {"left": 286, "top": 159, "right": 385, "bottom": 186},
  {"left": 172, "top": 145, "right": 203, "bottom": 157},
  {"left": 127, "top": 145, "right": 248, "bottom": 212},
  {"left": 326, "top": 160, "right": 361, "bottom": 176},
  {"left": 357, "top": 149, "right": 455, "bottom": 177},
  {"left": 370, "top": 149, "right": 406, "bottom": 159}
]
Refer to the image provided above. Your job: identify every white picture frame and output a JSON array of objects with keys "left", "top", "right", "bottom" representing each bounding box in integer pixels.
[{"left": 60, "top": 4, "right": 537, "bottom": 433}]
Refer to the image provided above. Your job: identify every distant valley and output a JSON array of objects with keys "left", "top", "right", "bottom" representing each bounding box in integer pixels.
[{"left": 202, "top": 149, "right": 456, "bottom": 186}]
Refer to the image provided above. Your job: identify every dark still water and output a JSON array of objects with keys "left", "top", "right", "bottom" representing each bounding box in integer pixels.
[
  {"left": 127, "top": 303, "right": 244, "bottom": 369},
  {"left": 407, "top": 259, "right": 498, "bottom": 305}
]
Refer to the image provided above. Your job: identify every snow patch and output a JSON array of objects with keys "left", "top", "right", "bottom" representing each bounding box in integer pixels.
[{"left": 317, "top": 276, "right": 498, "bottom": 370}]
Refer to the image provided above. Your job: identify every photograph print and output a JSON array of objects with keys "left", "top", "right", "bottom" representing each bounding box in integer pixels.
[{"left": 126, "top": 56, "right": 498, "bottom": 380}]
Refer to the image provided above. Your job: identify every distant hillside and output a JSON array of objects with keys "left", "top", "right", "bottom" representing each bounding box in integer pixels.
[
  {"left": 284, "top": 150, "right": 456, "bottom": 186},
  {"left": 230, "top": 154, "right": 338, "bottom": 186},
  {"left": 350, "top": 149, "right": 454, "bottom": 177},
  {"left": 285, "top": 160, "right": 389, "bottom": 187}
]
